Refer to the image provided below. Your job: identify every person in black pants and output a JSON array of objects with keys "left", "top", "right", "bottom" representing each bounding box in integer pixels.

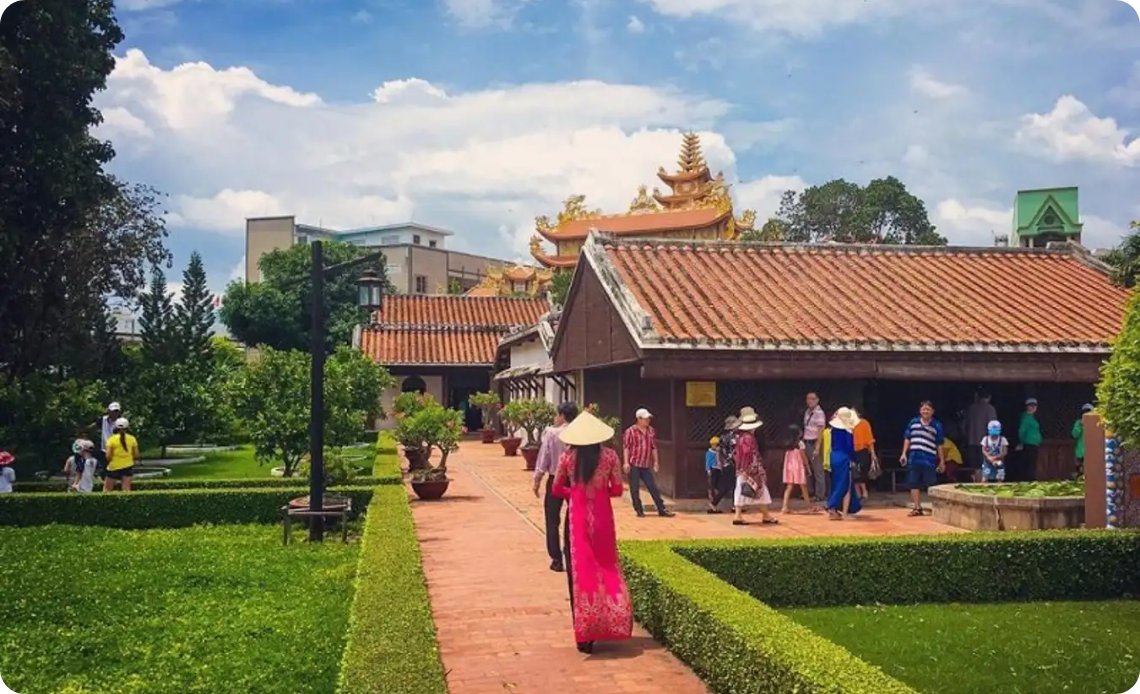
[{"left": 531, "top": 402, "right": 579, "bottom": 572}]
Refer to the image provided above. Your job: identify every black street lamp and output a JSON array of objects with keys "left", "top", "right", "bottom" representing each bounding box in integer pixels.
[{"left": 308, "top": 240, "right": 385, "bottom": 542}]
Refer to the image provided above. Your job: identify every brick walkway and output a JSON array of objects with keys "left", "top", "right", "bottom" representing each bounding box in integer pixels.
[{"left": 411, "top": 441, "right": 958, "bottom": 694}]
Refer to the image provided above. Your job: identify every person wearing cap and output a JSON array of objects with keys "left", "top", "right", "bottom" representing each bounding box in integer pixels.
[
  {"left": 550, "top": 410, "right": 633, "bottom": 654},
  {"left": 980, "top": 421, "right": 1009, "bottom": 483},
  {"left": 732, "top": 407, "right": 778, "bottom": 526},
  {"left": 103, "top": 417, "right": 140, "bottom": 492},
  {"left": 532, "top": 401, "right": 580, "bottom": 573},
  {"left": 705, "top": 436, "right": 725, "bottom": 514},
  {"left": 65, "top": 440, "right": 98, "bottom": 493},
  {"left": 900, "top": 401, "right": 945, "bottom": 516},
  {"left": 0, "top": 451, "right": 15, "bottom": 494},
  {"left": 100, "top": 402, "right": 122, "bottom": 452},
  {"left": 1015, "top": 398, "right": 1043, "bottom": 482},
  {"left": 825, "top": 408, "right": 863, "bottom": 520},
  {"left": 1072, "top": 403, "right": 1094, "bottom": 479},
  {"left": 621, "top": 408, "right": 674, "bottom": 518}
]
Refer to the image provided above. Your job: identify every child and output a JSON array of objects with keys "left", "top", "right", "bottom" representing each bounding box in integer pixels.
[
  {"left": 706, "top": 436, "right": 724, "bottom": 514},
  {"left": 980, "top": 420, "right": 1008, "bottom": 483},
  {"left": 69, "top": 440, "right": 97, "bottom": 493},
  {"left": 781, "top": 425, "right": 817, "bottom": 514},
  {"left": 64, "top": 439, "right": 83, "bottom": 490},
  {"left": 0, "top": 450, "right": 14, "bottom": 494}
]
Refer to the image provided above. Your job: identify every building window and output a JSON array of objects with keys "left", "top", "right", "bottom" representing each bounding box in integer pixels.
[
  {"left": 429, "top": 240, "right": 437, "bottom": 248},
  {"left": 414, "top": 275, "right": 427, "bottom": 293},
  {"left": 413, "top": 234, "right": 422, "bottom": 245},
  {"left": 381, "top": 235, "right": 398, "bottom": 245}
]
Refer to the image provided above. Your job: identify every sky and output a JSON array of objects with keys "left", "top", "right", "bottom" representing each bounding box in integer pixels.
[{"left": 87, "top": 0, "right": 1140, "bottom": 299}]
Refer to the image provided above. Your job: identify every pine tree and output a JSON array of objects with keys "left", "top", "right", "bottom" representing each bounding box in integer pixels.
[
  {"left": 173, "top": 252, "right": 215, "bottom": 369},
  {"left": 138, "top": 266, "right": 175, "bottom": 364}
]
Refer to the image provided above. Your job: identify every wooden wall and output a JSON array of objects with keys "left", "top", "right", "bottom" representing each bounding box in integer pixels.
[{"left": 552, "top": 261, "right": 640, "bottom": 373}]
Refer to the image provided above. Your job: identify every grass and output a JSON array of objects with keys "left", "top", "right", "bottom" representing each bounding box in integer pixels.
[
  {"left": 785, "top": 601, "right": 1140, "bottom": 694},
  {"left": 0, "top": 524, "right": 360, "bottom": 694},
  {"left": 956, "top": 481, "right": 1085, "bottom": 497},
  {"left": 162, "top": 445, "right": 268, "bottom": 479}
]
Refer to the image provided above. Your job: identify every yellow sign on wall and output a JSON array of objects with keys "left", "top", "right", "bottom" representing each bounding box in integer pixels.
[{"left": 685, "top": 381, "right": 717, "bottom": 408}]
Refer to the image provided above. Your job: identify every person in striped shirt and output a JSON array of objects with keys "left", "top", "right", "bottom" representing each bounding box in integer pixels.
[
  {"left": 899, "top": 400, "right": 945, "bottom": 517},
  {"left": 622, "top": 408, "right": 675, "bottom": 518}
]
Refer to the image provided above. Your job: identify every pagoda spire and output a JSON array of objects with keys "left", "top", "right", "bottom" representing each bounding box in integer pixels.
[{"left": 677, "top": 132, "right": 707, "bottom": 173}]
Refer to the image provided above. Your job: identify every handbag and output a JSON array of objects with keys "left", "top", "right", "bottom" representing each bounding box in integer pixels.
[
  {"left": 740, "top": 482, "right": 758, "bottom": 498},
  {"left": 868, "top": 457, "right": 883, "bottom": 480}
]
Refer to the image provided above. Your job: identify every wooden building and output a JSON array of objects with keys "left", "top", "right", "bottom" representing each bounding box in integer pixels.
[
  {"left": 529, "top": 132, "right": 758, "bottom": 269},
  {"left": 551, "top": 233, "right": 1129, "bottom": 500},
  {"left": 356, "top": 295, "right": 549, "bottom": 431}
]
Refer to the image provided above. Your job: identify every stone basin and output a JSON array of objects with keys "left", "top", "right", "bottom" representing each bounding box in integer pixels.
[{"left": 929, "top": 484, "right": 1085, "bottom": 531}]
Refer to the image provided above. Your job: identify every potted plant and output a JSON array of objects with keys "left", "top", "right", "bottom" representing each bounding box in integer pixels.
[
  {"left": 501, "top": 399, "right": 556, "bottom": 470},
  {"left": 392, "top": 391, "right": 434, "bottom": 471},
  {"left": 585, "top": 403, "right": 621, "bottom": 444},
  {"left": 399, "top": 402, "right": 463, "bottom": 500},
  {"left": 290, "top": 448, "right": 357, "bottom": 527},
  {"left": 469, "top": 391, "right": 501, "bottom": 444}
]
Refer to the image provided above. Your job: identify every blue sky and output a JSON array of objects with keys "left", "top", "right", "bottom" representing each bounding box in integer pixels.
[{"left": 90, "top": 0, "right": 1140, "bottom": 299}]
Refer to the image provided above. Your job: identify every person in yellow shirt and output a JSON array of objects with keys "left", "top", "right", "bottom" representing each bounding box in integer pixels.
[
  {"left": 941, "top": 437, "right": 964, "bottom": 483},
  {"left": 103, "top": 417, "right": 140, "bottom": 492}
]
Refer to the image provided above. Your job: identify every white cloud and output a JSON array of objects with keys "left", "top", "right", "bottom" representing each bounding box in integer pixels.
[
  {"left": 1015, "top": 95, "right": 1140, "bottom": 166},
  {"left": 735, "top": 175, "right": 807, "bottom": 222},
  {"left": 1108, "top": 61, "right": 1140, "bottom": 108},
  {"left": 99, "top": 50, "right": 797, "bottom": 259},
  {"left": 444, "top": 0, "right": 531, "bottom": 28},
  {"left": 116, "top": 0, "right": 181, "bottom": 10},
  {"left": 627, "top": 15, "right": 646, "bottom": 32},
  {"left": 903, "top": 144, "right": 931, "bottom": 167},
  {"left": 351, "top": 9, "right": 373, "bottom": 24},
  {"left": 98, "top": 106, "right": 153, "bottom": 139},
  {"left": 935, "top": 199, "right": 1011, "bottom": 246},
  {"left": 638, "top": 0, "right": 930, "bottom": 37},
  {"left": 1082, "top": 214, "right": 1130, "bottom": 250},
  {"left": 909, "top": 66, "right": 968, "bottom": 100}
]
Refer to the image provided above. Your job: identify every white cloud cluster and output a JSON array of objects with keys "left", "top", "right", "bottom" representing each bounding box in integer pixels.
[
  {"left": 638, "top": 0, "right": 932, "bottom": 36},
  {"left": 98, "top": 50, "right": 792, "bottom": 255},
  {"left": 1015, "top": 95, "right": 1140, "bottom": 167},
  {"left": 909, "top": 67, "right": 969, "bottom": 100}
]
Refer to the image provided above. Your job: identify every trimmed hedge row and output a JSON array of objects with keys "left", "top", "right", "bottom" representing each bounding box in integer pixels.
[
  {"left": 675, "top": 531, "right": 1140, "bottom": 608},
  {"left": 371, "top": 448, "right": 403, "bottom": 483},
  {"left": 0, "top": 485, "right": 376, "bottom": 529},
  {"left": 621, "top": 542, "right": 919, "bottom": 694},
  {"left": 337, "top": 485, "right": 447, "bottom": 694},
  {"left": 13, "top": 475, "right": 390, "bottom": 493}
]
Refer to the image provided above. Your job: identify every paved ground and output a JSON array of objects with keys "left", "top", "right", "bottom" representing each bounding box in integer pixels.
[{"left": 410, "top": 440, "right": 959, "bottom": 694}]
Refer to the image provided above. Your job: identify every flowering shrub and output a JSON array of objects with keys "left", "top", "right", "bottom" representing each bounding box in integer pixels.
[{"left": 501, "top": 399, "right": 556, "bottom": 449}]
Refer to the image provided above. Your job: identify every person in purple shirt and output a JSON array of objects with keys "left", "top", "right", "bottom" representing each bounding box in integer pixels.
[{"left": 532, "top": 402, "right": 580, "bottom": 572}]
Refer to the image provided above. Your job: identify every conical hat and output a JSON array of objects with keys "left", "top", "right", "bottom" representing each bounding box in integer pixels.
[{"left": 559, "top": 410, "right": 615, "bottom": 447}]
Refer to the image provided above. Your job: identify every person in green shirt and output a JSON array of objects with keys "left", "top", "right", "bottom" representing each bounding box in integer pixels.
[
  {"left": 1072, "top": 403, "right": 1094, "bottom": 479},
  {"left": 1015, "top": 398, "right": 1043, "bottom": 481}
]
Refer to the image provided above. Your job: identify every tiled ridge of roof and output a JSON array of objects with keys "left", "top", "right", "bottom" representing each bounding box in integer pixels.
[
  {"left": 374, "top": 294, "right": 550, "bottom": 328},
  {"left": 580, "top": 232, "right": 1127, "bottom": 354}
]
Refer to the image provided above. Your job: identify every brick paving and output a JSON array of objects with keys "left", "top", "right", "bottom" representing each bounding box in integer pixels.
[{"left": 410, "top": 440, "right": 959, "bottom": 694}]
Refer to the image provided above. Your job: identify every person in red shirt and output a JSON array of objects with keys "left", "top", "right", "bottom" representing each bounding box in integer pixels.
[{"left": 621, "top": 408, "right": 675, "bottom": 518}]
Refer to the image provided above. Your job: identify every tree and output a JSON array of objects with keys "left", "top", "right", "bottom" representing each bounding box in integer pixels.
[
  {"left": 740, "top": 217, "right": 788, "bottom": 242},
  {"left": 1, "top": 0, "right": 169, "bottom": 379},
  {"left": 172, "top": 251, "right": 214, "bottom": 368},
  {"left": 1102, "top": 221, "right": 1140, "bottom": 288},
  {"left": 231, "top": 346, "right": 392, "bottom": 476},
  {"left": 548, "top": 269, "right": 572, "bottom": 307},
  {"left": 771, "top": 176, "right": 945, "bottom": 245},
  {"left": 138, "top": 266, "right": 176, "bottom": 365},
  {"left": 0, "top": 374, "right": 106, "bottom": 472},
  {"left": 220, "top": 241, "right": 394, "bottom": 353},
  {"left": 1097, "top": 289, "right": 1140, "bottom": 448}
]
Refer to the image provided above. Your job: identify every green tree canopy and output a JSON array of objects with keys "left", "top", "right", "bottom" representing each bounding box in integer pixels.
[
  {"left": 1097, "top": 288, "right": 1140, "bottom": 448},
  {"left": 771, "top": 176, "right": 945, "bottom": 245},
  {"left": 1101, "top": 220, "right": 1140, "bottom": 288},
  {"left": 220, "top": 241, "right": 394, "bottom": 352}
]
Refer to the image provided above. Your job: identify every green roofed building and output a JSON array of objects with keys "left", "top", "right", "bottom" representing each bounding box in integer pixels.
[{"left": 1011, "top": 187, "right": 1084, "bottom": 248}]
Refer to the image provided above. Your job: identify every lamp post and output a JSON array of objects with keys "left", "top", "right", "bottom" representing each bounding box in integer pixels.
[{"left": 308, "top": 240, "right": 386, "bottom": 542}]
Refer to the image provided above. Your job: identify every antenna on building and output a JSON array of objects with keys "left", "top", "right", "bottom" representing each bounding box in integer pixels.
[{"left": 993, "top": 231, "right": 1009, "bottom": 247}]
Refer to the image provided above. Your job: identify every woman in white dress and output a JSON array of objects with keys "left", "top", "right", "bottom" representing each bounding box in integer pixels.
[{"left": 732, "top": 407, "right": 779, "bottom": 526}]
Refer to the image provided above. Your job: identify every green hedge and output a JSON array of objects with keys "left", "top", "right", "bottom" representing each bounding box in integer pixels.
[
  {"left": 622, "top": 542, "right": 919, "bottom": 694},
  {"left": 337, "top": 485, "right": 447, "bottom": 694},
  {"left": 372, "top": 446, "right": 403, "bottom": 484},
  {"left": 0, "top": 485, "right": 376, "bottom": 529},
  {"left": 675, "top": 531, "right": 1140, "bottom": 608},
  {"left": 13, "top": 475, "right": 390, "bottom": 493}
]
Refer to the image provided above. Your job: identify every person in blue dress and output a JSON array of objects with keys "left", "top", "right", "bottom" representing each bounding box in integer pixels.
[{"left": 826, "top": 408, "right": 863, "bottom": 520}]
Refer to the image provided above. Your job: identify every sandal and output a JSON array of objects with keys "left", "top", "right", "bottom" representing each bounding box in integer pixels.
[
  {"left": 908, "top": 507, "right": 924, "bottom": 517},
  {"left": 762, "top": 518, "right": 780, "bottom": 525},
  {"left": 732, "top": 520, "right": 748, "bottom": 526}
]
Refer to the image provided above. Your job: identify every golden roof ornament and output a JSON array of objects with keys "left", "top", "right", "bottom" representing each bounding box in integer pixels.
[
  {"left": 628, "top": 185, "right": 661, "bottom": 214},
  {"left": 677, "top": 132, "right": 707, "bottom": 173}
]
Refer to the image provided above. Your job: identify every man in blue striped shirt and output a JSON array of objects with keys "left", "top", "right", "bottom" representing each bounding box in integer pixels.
[{"left": 900, "top": 400, "right": 945, "bottom": 517}]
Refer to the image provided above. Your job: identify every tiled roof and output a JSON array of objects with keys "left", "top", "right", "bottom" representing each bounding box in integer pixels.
[
  {"left": 587, "top": 236, "right": 1127, "bottom": 353},
  {"left": 360, "top": 295, "right": 549, "bottom": 365},
  {"left": 557, "top": 207, "right": 726, "bottom": 239}
]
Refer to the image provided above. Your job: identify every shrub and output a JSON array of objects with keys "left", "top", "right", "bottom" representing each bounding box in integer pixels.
[
  {"left": 957, "top": 481, "right": 1084, "bottom": 497},
  {"left": 501, "top": 399, "right": 555, "bottom": 448},
  {"left": 301, "top": 448, "right": 361, "bottom": 487},
  {"left": 395, "top": 402, "right": 463, "bottom": 481},
  {"left": 468, "top": 391, "right": 500, "bottom": 431},
  {"left": 13, "top": 475, "right": 389, "bottom": 493},
  {"left": 372, "top": 445, "right": 402, "bottom": 483},
  {"left": 621, "top": 542, "right": 919, "bottom": 694},
  {"left": 337, "top": 485, "right": 447, "bottom": 694},
  {"left": 674, "top": 531, "right": 1140, "bottom": 609},
  {"left": 1098, "top": 288, "right": 1140, "bottom": 446},
  {"left": 0, "top": 485, "right": 376, "bottom": 529}
]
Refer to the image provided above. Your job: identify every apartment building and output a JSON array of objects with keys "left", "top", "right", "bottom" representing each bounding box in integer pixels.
[{"left": 244, "top": 216, "right": 517, "bottom": 294}]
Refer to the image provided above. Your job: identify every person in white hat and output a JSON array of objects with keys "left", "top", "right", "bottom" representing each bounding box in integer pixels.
[
  {"left": 103, "top": 417, "right": 139, "bottom": 492},
  {"left": 100, "top": 402, "right": 122, "bottom": 451},
  {"left": 621, "top": 407, "right": 674, "bottom": 518},
  {"left": 550, "top": 411, "right": 634, "bottom": 654},
  {"left": 825, "top": 408, "right": 863, "bottom": 520},
  {"left": 731, "top": 407, "right": 778, "bottom": 526}
]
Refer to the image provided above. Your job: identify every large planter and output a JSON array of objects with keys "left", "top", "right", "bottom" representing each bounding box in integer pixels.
[
  {"left": 411, "top": 479, "right": 450, "bottom": 500},
  {"left": 288, "top": 494, "right": 351, "bottom": 528},
  {"left": 501, "top": 437, "right": 522, "bottom": 457},
  {"left": 481, "top": 429, "right": 497, "bottom": 444},
  {"left": 929, "top": 484, "right": 1085, "bottom": 531},
  {"left": 521, "top": 446, "right": 540, "bottom": 471},
  {"left": 403, "top": 446, "right": 428, "bottom": 472}
]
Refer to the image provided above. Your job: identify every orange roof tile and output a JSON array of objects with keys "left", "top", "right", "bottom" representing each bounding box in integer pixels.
[
  {"left": 556, "top": 207, "right": 726, "bottom": 239},
  {"left": 593, "top": 239, "right": 1127, "bottom": 352},
  {"left": 361, "top": 295, "right": 549, "bottom": 365}
]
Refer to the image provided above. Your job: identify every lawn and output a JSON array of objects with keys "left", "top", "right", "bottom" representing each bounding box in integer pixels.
[
  {"left": 162, "top": 445, "right": 269, "bottom": 479},
  {"left": 786, "top": 600, "right": 1140, "bottom": 694},
  {"left": 0, "top": 524, "right": 360, "bottom": 694}
]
